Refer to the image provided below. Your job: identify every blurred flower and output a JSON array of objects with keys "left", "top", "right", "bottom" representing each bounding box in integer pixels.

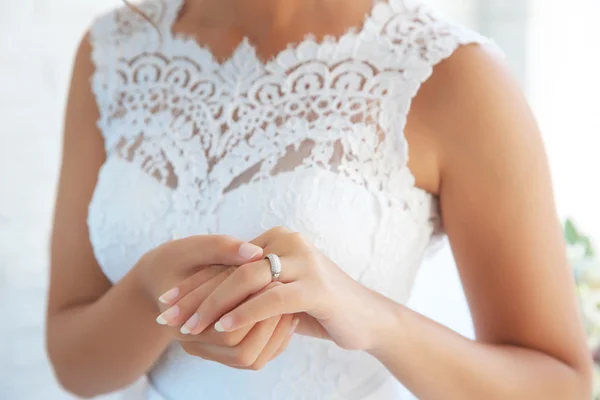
[{"left": 565, "top": 219, "right": 600, "bottom": 398}]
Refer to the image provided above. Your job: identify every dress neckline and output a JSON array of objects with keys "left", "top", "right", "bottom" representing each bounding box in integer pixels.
[{"left": 166, "top": 0, "right": 386, "bottom": 68}]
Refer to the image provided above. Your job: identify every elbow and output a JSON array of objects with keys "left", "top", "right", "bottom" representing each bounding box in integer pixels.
[
  {"left": 48, "top": 351, "right": 98, "bottom": 399},
  {"left": 46, "top": 324, "right": 93, "bottom": 398},
  {"left": 551, "top": 352, "right": 594, "bottom": 400},
  {"left": 52, "top": 371, "right": 98, "bottom": 399},
  {"left": 49, "top": 355, "right": 136, "bottom": 399},
  {"left": 46, "top": 333, "right": 134, "bottom": 398},
  {"left": 573, "top": 358, "right": 594, "bottom": 400}
]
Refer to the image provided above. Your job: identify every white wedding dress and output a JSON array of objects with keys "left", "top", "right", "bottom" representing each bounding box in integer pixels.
[{"left": 86, "top": 0, "right": 497, "bottom": 398}]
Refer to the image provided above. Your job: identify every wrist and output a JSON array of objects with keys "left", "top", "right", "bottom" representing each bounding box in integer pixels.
[
  {"left": 364, "top": 294, "right": 408, "bottom": 358},
  {"left": 128, "top": 261, "right": 162, "bottom": 315}
]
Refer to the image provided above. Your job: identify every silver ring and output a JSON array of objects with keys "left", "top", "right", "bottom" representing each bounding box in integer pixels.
[{"left": 265, "top": 253, "right": 282, "bottom": 282}]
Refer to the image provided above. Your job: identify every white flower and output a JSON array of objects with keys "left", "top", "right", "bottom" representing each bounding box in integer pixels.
[{"left": 581, "top": 290, "right": 600, "bottom": 328}]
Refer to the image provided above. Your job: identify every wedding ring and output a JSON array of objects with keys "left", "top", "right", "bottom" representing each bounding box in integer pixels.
[{"left": 265, "top": 253, "right": 282, "bottom": 282}]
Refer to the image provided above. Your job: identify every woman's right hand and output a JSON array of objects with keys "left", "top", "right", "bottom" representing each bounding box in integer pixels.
[
  {"left": 133, "top": 235, "right": 264, "bottom": 303},
  {"left": 158, "top": 273, "right": 298, "bottom": 370},
  {"left": 132, "top": 235, "right": 297, "bottom": 370}
]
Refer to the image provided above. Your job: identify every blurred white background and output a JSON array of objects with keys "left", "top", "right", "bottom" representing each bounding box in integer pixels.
[{"left": 0, "top": 0, "right": 598, "bottom": 399}]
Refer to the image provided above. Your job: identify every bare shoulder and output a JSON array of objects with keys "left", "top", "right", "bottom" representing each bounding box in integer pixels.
[
  {"left": 407, "top": 43, "right": 541, "bottom": 194},
  {"left": 72, "top": 31, "right": 95, "bottom": 77},
  {"left": 416, "top": 43, "right": 537, "bottom": 166}
]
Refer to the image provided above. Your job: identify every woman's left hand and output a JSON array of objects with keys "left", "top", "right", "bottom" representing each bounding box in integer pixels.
[{"left": 182, "top": 226, "right": 397, "bottom": 351}]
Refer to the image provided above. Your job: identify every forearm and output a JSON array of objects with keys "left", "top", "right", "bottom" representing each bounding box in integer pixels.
[
  {"left": 369, "top": 304, "right": 591, "bottom": 400},
  {"left": 47, "top": 268, "right": 170, "bottom": 397}
]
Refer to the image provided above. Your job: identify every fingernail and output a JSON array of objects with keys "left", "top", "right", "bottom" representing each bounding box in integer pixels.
[
  {"left": 214, "top": 321, "right": 225, "bottom": 332},
  {"left": 215, "top": 316, "right": 233, "bottom": 332},
  {"left": 180, "top": 313, "right": 199, "bottom": 335},
  {"left": 158, "top": 287, "right": 179, "bottom": 304},
  {"left": 238, "top": 243, "right": 262, "bottom": 260},
  {"left": 290, "top": 318, "right": 300, "bottom": 336},
  {"left": 156, "top": 305, "right": 180, "bottom": 325}
]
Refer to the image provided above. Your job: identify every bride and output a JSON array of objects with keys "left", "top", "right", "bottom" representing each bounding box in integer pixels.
[{"left": 46, "top": 0, "right": 592, "bottom": 398}]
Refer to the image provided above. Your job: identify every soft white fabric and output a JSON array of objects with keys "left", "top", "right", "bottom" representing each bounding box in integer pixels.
[{"left": 87, "top": 0, "right": 494, "bottom": 398}]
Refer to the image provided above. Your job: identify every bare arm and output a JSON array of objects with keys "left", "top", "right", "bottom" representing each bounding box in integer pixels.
[
  {"left": 368, "top": 45, "right": 593, "bottom": 399},
  {"left": 45, "top": 33, "right": 174, "bottom": 397},
  {"left": 46, "top": 34, "right": 265, "bottom": 397}
]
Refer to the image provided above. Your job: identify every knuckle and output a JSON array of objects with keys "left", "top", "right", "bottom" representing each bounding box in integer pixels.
[
  {"left": 223, "top": 265, "right": 237, "bottom": 277},
  {"left": 181, "top": 343, "right": 200, "bottom": 357},
  {"left": 234, "top": 347, "right": 258, "bottom": 368},
  {"left": 287, "top": 287, "right": 302, "bottom": 305},
  {"left": 237, "top": 264, "right": 257, "bottom": 282},
  {"left": 286, "top": 289, "right": 305, "bottom": 311},
  {"left": 205, "top": 264, "right": 223, "bottom": 275},
  {"left": 201, "top": 264, "right": 229, "bottom": 281},
  {"left": 271, "top": 288, "right": 287, "bottom": 307},
  {"left": 215, "top": 234, "right": 236, "bottom": 245},
  {"left": 140, "top": 245, "right": 161, "bottom": 268},
  {"left": 288, "top": 231, "right": 307, "bottom": 246},
  {"left": 305, "top": 250, "right": 323, "bottom": 271},
  {"left": 271, "top": 226, "right": 290, "bottom": 236},
  {"left": 249, "top": 361, "right": 266, "bottom": 371},
  {"left": 312, "top": 266, "right": 332, "bottom": 289},
  {"left": 220, "top": 332, "right": 243, "bottom": 347}
]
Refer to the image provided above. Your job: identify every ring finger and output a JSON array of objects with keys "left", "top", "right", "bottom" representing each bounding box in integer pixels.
[{"left": 184, "top": 256, "right": 300, "bottom": 335}]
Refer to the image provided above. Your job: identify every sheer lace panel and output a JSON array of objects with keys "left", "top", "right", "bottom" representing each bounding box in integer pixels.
[
  {"left": 90, "top": 0, "right": 496, "bottom": 216},
  {"left": 109, "top": 52, "right": 388, "bottom": 196}
]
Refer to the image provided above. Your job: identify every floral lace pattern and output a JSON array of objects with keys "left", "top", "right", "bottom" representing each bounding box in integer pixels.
[{"left": 87, "top": 0, "right": 494, "bottom": 398}]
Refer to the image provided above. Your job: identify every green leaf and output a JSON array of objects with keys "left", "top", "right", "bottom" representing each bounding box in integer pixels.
[
  {"left": 584, "top": 238, "right": 597, "bottom": 258},
  {"left": 565, "top": 219, "right": 580, "bottom": 245}
]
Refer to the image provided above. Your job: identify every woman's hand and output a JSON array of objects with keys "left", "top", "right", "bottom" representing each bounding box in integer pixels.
[
  {"left": 152, "top": 263, "right": 299, "bottom": 370},
  {"left": 178, "top": 227, "right": 397, "bottom": 351},
  {"left": 133, "top": 235, "right": 264, "bottom": 303}
]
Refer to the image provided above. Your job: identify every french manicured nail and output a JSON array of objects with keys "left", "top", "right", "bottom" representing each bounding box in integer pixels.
[
  {"left": 181, "top": 314, "right": 199, "bottom": 335},
  {"left": 290, "top": 318, "right": 300, "bottom": 336},
  {"left": 158, "top": 287, "right": 179, "bottom": 304},
  {"left": 238, "top": 243, "right": 262, "bottom": 260},
  {"left": 156, "top": 305, "right": 179, "bottom": 325},
  {"left": 215, "top": 316, "right": 233, "bottom": 332}
]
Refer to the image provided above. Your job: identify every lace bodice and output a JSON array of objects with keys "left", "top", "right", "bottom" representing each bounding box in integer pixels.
[{"left": 87, "top": 0, "right": 494, "bottom": 398}]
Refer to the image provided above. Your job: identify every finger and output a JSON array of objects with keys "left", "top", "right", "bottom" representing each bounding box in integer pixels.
[
  {"left": 172, "top": 235, "right": 264, "bottom": 269},
  {"left": 216, "top": 283, "right": 307, "bottom": 332},
  {"left": 231, "top": 316, "right": 280, "bottom": 368},
  {"left": 235, "top": 258, "right": 301, "bottom": 284},
  {"left": 185, "top": 316, "right": 281, "bottom": 368},
  {"left": 185, "top": 261, "right": 275, "bottom": 334},
  {"left": 177, "top": 322, "right": 253, "bottom": 345},
  {"left": 247, "top": 314, "right": 294, "bottom": 370},
  {"left": 269, "top": 317, "right": 300, "bottom": 361},
  {"left": 178, "top": 284, "right": 282, "bottom": 346},
  {"left": 158, "top": 265, "right": 232, "bottom": 306},
  {"left": 180, "top": 283, "right": 283, "bottom": 343},
  {"left": 249, "top": 226, "right": 292, "bottom": 248},
  {"left": 156, "top": 269, "right": 233, "bottom": 328},
  {"left": 294, "top": 313, "right": 329, "bottom": 340}
]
